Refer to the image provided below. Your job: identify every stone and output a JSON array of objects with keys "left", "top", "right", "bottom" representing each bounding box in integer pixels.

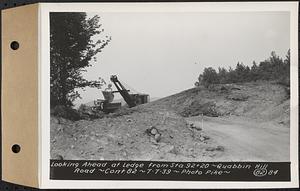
[
  {"left": 195, "top": 126, "right": 202, "bottom": 131},
  {"left": 150, "top": 127, "right": 158, "bottom": 135},
  {"left": 199, "top": 137, "right": 205, "bottom": 142},
  {"left": 54, "top": 154, "right": 64, "bottom": 160},
  {"left": 203, "top": 135, "right": 210, "bottom": 140},
  {"left": 154, "top": 133, "right": 161, "bottom": 142},
  {"left": 205, "top": 147, "right": 215, "bottom": 151},
  {"left": 215, "top": 146, "right": 225, "bottom": 151}
]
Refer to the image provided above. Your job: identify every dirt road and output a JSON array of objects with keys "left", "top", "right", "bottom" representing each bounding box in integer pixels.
[{"left": 186, "top": 116, "right": 290, "bottom": 162}]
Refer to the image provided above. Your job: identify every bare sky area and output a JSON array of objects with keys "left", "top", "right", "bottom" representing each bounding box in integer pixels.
[{"left": 74, "top": 11, "right": 290, "bottom": 106}]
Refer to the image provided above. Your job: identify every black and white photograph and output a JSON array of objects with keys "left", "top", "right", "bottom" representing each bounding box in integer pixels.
[{"left": 49, "top": 9, "right": 292, "bottom": 163}]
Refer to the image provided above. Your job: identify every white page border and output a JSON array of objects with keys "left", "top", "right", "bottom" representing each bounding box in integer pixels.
[{"left": 39, "top": 2, "right": 299, "bottom": 189}]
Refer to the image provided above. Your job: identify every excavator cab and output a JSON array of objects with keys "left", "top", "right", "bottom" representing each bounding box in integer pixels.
[
  {"left": 93, "top": 75, "right": 149, "bottom": 113},
  {"left": 93, "top": 89, "right": 120, "bottom": 113},
  {"left": 102, "top": 90, "right": 114, "bottom": 103}
]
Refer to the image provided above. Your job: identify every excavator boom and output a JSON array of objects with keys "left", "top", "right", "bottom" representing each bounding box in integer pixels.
[{"left": 110, "top": 75, "right": 136, "bottom": 108}]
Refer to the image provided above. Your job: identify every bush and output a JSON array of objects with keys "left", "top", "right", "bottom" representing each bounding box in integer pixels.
[
  {"left": 277, "top": 75, "right": 290, "bottom": 87},
  {"left": 51, "top": 105, "right": 81, "bottom": 121}
]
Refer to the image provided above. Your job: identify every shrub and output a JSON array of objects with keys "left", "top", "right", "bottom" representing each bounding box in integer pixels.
[{"left": 51, "top": 105, "right": 81, "bottom": 121}]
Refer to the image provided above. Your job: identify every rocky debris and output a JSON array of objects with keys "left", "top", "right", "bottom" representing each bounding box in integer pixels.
[
  {"left": 179, "top": 101, "right": 219, "bottom": 117},
  {"left": 216, "top": 146, "right": 225, "bottom": 151},
  {"left": 195, "top": 126, "right": 202, "bottom": 131},
  {"left": 150, "top": 126, "right": 158, "bottom": 135},
  {"left": 51, "top": 107, "right": 217, "bottom": 161},
  {"left": 231, "top": 87, "right": 241, "bottom": 91},
  {"left": 146, "top": 126, "right": 162, "bottom": 143},
  {"left": 205, "top": 146, "right": 225, "bottom": 152},
  {"left": 148, "top": 81, "right": 288, "bottom": 122},
  {"left": 189, "top": 123, "right": 195, "bottom": 128},
  {"left": 199, "top": 135, "right": 210, "bottom": 142},
  {"left": 208, "top": 84, "right": 242, "bottom": 93},
  {"left": 51, "top": 82, "right": 288, "bottom": 161},
  {"left": 189, "top": 123, "right": 202, "bottom": 131},
  {"left": 226, "top": 93, "right": 249, "bottom": 101},
  {"left": 154, "top": 133, "right": 162, "bottom": 142}
]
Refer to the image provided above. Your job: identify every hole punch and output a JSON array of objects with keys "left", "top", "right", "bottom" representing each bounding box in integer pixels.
[
  {"left": 12, "top": 144, "right": 21, "bottom": 153},
  {"left": 10, "top": 41, "right": 20, "bottom": 50}
]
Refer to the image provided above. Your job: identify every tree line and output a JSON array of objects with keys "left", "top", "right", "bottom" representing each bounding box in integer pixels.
[{"left": 195, "top": 50, "right": 290, "bottom": 88}]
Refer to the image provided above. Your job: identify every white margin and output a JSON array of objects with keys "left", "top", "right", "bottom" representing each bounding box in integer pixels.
[
  {"left": 39, "top": 2, "right": 299, "bottom": 189},
  {"left": 38, "top": 2, "right": 42, "bottom": 188}
]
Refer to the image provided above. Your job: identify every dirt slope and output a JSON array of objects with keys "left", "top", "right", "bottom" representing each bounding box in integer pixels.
[
  {"left": 51, "top": 81, "right": 290, "bottom": 161},
  {"left": 51, "top": 107, "right": 223, "bottom": 161},
  {"left": 148, "top": 81, "right": 289, "bottom": 124}
]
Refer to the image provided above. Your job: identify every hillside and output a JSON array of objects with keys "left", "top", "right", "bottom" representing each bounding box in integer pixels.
[
  {"left": 148, "top": 81, "right": 289, "bottom": 124},
  {"left": 51, "top": 81, "right": 290, "bottom": 161}
]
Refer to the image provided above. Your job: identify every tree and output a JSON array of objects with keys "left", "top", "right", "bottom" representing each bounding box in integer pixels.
[
  {"left": 279, "top": 49, "right": 290, "bottom": 86},
  {"left": 195, "top": 50, "right": 289, "bottom": 88},
  {"left": 244, "top": 65, "right": 251, "bottom": 81},
  {"left": 284, "top": 49, "right": 290, "bottom": 65},
  {"left": 218, "top": 67, "right": 228, "bottom": 84},
  {"left": 235, "top": 62, "right": 248, "bottom": 82},
  {"left": 227, "top": 66, "right": 237, "bottom": 83},
  {"left": 269, "top": 51, "right": 284, "bottom": 78},
  {"left": 282, "top": 49, "right": 290, "bottom": 77},
  {"left": 202, "top": 67, "right": 219, "bottom": 87},
  {"left": 250, "top": 61, "right": 259, "bottom": 81},
  {"left": 50, "top": 13, "right": 111, "bottom": 107}
]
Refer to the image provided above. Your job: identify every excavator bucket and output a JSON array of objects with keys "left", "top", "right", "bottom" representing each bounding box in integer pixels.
[{"left": 102, "top": 91, "right": 114, "bottom": 103}]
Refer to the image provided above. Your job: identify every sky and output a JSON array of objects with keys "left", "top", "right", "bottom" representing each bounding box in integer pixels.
[{"left": 73, "top": 11, "right": 290, "bottom": 106}]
